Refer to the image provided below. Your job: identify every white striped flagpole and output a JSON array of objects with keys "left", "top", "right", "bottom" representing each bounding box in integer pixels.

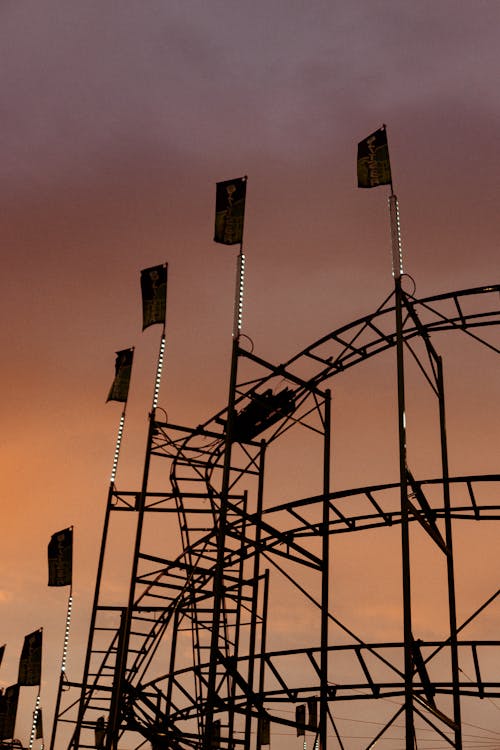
[
  {"left": 29, "top": 628, "right": 43, "bottom": 750},
  {"left": 232, "top": 249, "right": 246, "bottom": 339},
  {"left": 152, "top": 324, "right": 166, "bottom": 411},
  {"left": 233, "top": 176, "right": 248, "bottom": 339},
  {"left": 150, "top": 263, "right": 168, "bottom": 411},
  {"left": 389, "top": 191, "right": 404, "bottom": 279},
  {"left": 110, "top": 408, "right": 126, "bottom": 484},
  {"left": 29, "top": 693, "right": 41, "bottom": 750},
  {"left": 49, "top": 566, "right": 73, "bottom": 750},
  {"left": 386, "top": 125, "right": 403, "bottom": 279},
  {"left": 385, "top": 129, "right": 415, "bottom": 749}
]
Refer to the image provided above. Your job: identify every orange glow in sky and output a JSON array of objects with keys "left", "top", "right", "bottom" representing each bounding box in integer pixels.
[{"left": 0, "top": 3, "right": 499, "bottom": 749}]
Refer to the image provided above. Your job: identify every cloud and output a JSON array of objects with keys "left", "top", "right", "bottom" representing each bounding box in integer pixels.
[{"left": 2, "top": 1, "right": 499, "bottom": 194}]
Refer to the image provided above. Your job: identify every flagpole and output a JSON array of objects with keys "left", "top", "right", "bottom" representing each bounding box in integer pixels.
[
  {"left": 232, "top": 248, "right": 246, "bottom": 339},
  {"left": 29, "top": 693, "right": 42, "bottom": 750},
  {"left": 205, "top": 178, "right": 247, "bottom": 748},
  {"left": 26, "top": 627, "right": 43, "bottom": 750},
  {"left": 110, "top": 407, "right": 127, "bottom": 484},
  {"left": 384, "top": 136, "right": 414, "bottom": 746},
  {"left": 230, "top": 176, "right": 247, "bottom": 340},
  {"left": 144, "top": 262, "right": 168, "bottom": 413},
  {"left": 152, "top": 323, "right": 166, "bottom": 412}
]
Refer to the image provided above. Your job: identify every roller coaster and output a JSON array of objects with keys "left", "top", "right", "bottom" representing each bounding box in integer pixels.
[{"left": 51, "top": 282, "right": 500, "bottom": 750}]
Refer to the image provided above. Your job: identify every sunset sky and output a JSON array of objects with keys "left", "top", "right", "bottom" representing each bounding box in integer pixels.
[{"left": 0, "top": 2, "right": 499, "bottom": 748}]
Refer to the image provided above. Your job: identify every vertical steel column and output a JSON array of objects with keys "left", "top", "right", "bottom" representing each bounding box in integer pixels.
[
  {"left": 401, "top": 293, "right": 464, "bottom": 744},
  {"left": 165, "top": 606, "right": 180, "bottom": 720},
  {"left": 395, "top": 279, "right": 414, "bottom": 748},
  {"left": 437, "top": 356, "right": 463, "bottom": 747},
  {"left": 227, "top": 490, "right": 248, "bottom": 749},
  {"left": 256, "top": 569, "right": 269, "bottom": 750},
  {"left": 244, "top": 443, "right": 266, "bottom": 749},
  {"left": 388, "top": 190, "right": 414, "bottom": 744},
  {"left": 320, "top": 390, "right": 331, "bottom": 750},
  {"left": 203, "top": 338, "right": 240, "bottom": 750}
]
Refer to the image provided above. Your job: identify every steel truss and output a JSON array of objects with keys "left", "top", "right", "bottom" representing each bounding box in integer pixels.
[{"left": 51, "top": 284, "right": 500, "bottom": 750}]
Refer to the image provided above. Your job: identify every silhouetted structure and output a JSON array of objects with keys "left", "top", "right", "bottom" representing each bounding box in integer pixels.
[{"left": 50, "top": 284, "right": 500, "bottom": 750}]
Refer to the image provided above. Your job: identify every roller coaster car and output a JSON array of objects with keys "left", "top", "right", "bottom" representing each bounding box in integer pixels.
[{"left": 232, "top": 387, "right": 296, "bottom": 442}]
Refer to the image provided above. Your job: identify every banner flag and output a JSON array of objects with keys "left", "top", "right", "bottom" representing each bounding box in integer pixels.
[
  {"left": 0, "top": 684, "right": 20, "bottom": 741},
  {"left": 35, "top": 707, "right": 43, "bottom": 739},
  {"left": 307, "top": 697, "right": 317, "bottom": 730},
  {"left": 214, "top": 177, "right": 247, "bottom": 245},
  {"left": 106, "top": 348, "right": 134, "bottom": 403},
  {"left": 296, "top": 704, "right": 306, "bottom": 736},
  {"left": 48, "top": 527, "right": 73, "bottom": 586},
  {"left": 141, "top": 263, "right": 168, "bottom": 330},
  {"left": 18, "top": 630, "right": 42, "bottom": 686},
  {"left": 357, "top": 126, "right": 392, "bottom": 188}
]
